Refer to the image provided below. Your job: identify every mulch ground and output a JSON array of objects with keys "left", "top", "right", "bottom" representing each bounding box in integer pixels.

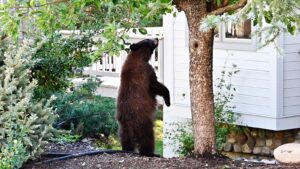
[{"left": 22, "top": 141, "right": 300, "bottom": 169}]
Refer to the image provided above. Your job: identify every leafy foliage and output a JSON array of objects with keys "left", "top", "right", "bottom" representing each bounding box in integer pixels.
[
  {"left": 53, "top": 78, "right": 118, "bottom": 137},
  {"left": 155, "top": 107, "right": 164, "bottom": 121},
  {"left": 32, "top": 34, "right": 94, "bottom": 99},
  {"left": 50, "top": 133, "right": 81, "bottom": 144},
  {"left": 0, "top": 40, "right": 58, "bottom": 168},
  {"left": 154, "top": 120, "right": 164, "bottom": 156},
  {"left": 201, "top": 0, "right": 300, "bottom": 47},
  {"left": 214, "top": 64, "right": 240, "bottom": 149},
  {"left": 0, "top": 0, "right": 172, "bottom": 56},
  {"left": 165, "top": 122, "right": 194, "bottom": 156},
  {"left": 96, "top": 135, "right": 121, "bottom": 150}
]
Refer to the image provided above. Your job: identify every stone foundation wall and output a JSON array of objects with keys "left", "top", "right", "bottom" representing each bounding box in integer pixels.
[{"left": 222, "top": 127, "right": 300, "bottom": 156}]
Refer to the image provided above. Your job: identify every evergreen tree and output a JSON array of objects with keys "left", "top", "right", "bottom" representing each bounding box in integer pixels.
[{"left": 0, "top": 40, "right": 58, "bottom": 169}]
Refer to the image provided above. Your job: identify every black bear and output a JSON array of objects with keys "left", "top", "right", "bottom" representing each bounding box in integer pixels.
[{"left": 116, "top": 38, "right": 170, "bottom": 156}]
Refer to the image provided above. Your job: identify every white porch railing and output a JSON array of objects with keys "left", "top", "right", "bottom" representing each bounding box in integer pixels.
[{"left": 83, "top": 27, "right": 164, "bottom": 82}]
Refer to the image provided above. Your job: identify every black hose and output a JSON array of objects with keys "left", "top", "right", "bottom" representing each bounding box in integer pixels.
[
  {"left": 38, "top": 150, "right": 139, "bottom": 164},
  {"left": 42, "top": 152, "right": 72, "bottom": 157}
]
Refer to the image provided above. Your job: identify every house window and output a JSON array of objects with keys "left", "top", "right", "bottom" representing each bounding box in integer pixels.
[
  {"left": 214, "top": 19, "right": 257, "bottom": 51},
  {"left": 225, "top": 19, "right": 251, "bottom": 39}
]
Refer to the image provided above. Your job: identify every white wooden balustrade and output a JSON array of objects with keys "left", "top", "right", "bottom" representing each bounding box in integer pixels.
[{"left": 83, "top": 27, "right": 164, "bottom": 82}]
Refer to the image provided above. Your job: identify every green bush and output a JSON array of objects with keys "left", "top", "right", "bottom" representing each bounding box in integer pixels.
[
  {"left": 155, "top": 107, "right": 164, "bottom": 121},
  {"left": 51, "top": 133, "right": 82, "bottom": 144},
  {"left": 53, "top": 78, "right": 118, "bottom": 138},
  {"left": 0, "top": 40, "right": 58, "bottom": 169},
  {"left": 165, "top": 122, "right": 194, "bottom": 157},
  {"left": 32, "top": 34, "right": 94, "bottom": 99},
  {"left": 214, "top": 64, "right": 240, "bottom": 149}
]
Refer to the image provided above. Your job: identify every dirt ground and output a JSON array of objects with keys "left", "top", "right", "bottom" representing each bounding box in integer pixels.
[
  {"left": 22, "top": 141, "right": 300, "bottom": 169},
  {"left": 23, "top": 152, "right": 300, "bottom": 169}
]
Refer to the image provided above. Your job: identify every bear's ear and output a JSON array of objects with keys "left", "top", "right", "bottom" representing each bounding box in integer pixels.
[{"left": 130, "top": 43, "right": 139, "bottom": 51}]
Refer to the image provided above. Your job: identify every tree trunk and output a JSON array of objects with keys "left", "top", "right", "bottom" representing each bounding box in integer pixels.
[{"left": 174, "top": 0, "right": 216, "bottom": 155}]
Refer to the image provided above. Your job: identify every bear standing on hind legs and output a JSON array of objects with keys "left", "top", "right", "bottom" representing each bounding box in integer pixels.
[{"left": 116, "top": 38, "right": 170, "bottom": 157}]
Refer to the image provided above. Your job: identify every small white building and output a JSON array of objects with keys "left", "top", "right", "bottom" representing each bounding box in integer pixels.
[{"left": 163, "top": 12, "right": 300, "bottom": 157}]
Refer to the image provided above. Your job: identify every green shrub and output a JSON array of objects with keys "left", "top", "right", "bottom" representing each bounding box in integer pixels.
[
  {"left": 53, "top": 78, "right": 118, "bottom": 138},
  {"left": 154, "top": 120, "right": 164, "bottom": 156},
  {"left": 155, "top": 108, "right": 163, "bottom": 121},
  {"left": 214, "top": 64, "right": 240, "bottom": 149},
  {"left": 32, "top": 34, "right": 94, "bottom": 99},
  {"left": 0, "top": 40, "right": 58, "bottom": 169},
  {"left": 96, "top": 135, "right": 121, "bottom": 150},
  {"left": 165, "top": 122, "right": 194, "bottom": 157},
  {"left": 51, "top": 133, "right": 82, "bottom": 144}
]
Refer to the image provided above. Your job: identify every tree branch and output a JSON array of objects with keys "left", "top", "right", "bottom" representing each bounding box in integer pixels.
[{"left": 208, "top": 0, "right": 247, "bottom": 16}]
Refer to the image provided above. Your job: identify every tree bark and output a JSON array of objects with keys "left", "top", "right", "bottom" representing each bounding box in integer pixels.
[{"left": 174, "top": 0, "right": 216, "bottom": 155}]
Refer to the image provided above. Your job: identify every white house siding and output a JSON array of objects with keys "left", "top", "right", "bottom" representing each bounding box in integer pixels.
[
  {"left": 213, "top": 49, "right": 274, "bottom": 117},
  {"left": 163, "top": 12, "right": 300, "bottom": 157},
  {"left": 283, "top": 33, "right": 300, "bottom": 117},
  {"left": 163, "top": 12, "right": 278, "bottom": 122}
]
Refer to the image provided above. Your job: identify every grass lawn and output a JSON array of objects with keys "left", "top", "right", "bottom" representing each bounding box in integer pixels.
[
  {"left": 154, "top": 120, "right": 163, "bottom": 156},
  {"left": 97, "top": 120, "right": 164, "bottom": 156}
]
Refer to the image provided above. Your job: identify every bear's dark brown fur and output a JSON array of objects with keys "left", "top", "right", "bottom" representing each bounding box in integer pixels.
[{"left": 116, "top": 38, "right": 170, "bottom": 156}]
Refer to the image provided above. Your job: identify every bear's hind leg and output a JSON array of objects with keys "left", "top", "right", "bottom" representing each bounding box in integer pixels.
[
  {"left": 137, "top": 120, "right": 155, "bottom": 156},
  {"left": 119, "top": 125, "right": 134, "bottom": 152}
]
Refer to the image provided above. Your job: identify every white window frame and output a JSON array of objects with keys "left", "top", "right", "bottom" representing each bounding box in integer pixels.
[{"left": 214, "top": 21, "right": 258, "bottom": 51}]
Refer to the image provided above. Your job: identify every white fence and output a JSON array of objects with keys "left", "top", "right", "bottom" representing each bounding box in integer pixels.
[{"left": 83, "top": 27, "right": 164, "bottom": 82}]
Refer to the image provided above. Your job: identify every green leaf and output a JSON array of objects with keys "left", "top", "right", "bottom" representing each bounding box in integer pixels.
[
  {"left": 138, "top": 28, "right": 147, "bottom": 35},
  {"left": 216, "top": 0, "right": 222, "bottom": 6},
  {"left": 263, "top": 11, "right": 273, "bottom": 24},
  {"left": 173, "top": 12, "right": 177, "bottom": 17},
  {"left": 132, "top": 28, "right": 137, "bottom": 34},
  {"left": 112, "top": 0, "right": 118, "bottom": 5},
  {"left": 287, "top": 24, "right": 296, "bottom": 35}
]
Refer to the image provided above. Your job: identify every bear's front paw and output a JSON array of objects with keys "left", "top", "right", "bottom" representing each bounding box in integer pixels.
[{"left": 165, "top": 100, "right": 170, "bottom": 107}]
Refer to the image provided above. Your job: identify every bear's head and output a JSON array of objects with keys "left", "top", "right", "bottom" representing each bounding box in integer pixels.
[{"left": 129, "top": 38, "right": 158, "bottom": 61}]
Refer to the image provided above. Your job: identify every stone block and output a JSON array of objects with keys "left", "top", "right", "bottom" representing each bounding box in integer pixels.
[
  {"left": 251, "top": 130, "right": 258, "bottom": 138},
  {"left": 253, "top": 146, "right": 262, "bottom": 155},
  {"left": 270, "top": 149, "right": 274, "bottom": 156},
  {"left": 236, "top": 133, "right": 247, "bottom": 144},
  {"left": 273, "top": 139, "right": 282, "bottom": 149},
  {"left": 266, "top": 139, "right": 273, "bottom": 147},
  {"left": 242, "top": 143, "right": 253, "bottom": 153},
  {"left": 282, "top": 137, "right": 295, "bottom": 144},
  {"left": 274, "top": 132, "right": 285, "bottom": 139},
  {"left": 255, "top": 138, "right": 266, "bottom": 147},
  {"left": 295, "top": 134, "right": 300, "bottom": 140},
  {"left": 233, "top": 143, "right": 242, "bottom": 153},
  {"left": 257, "top": 130, "right": 266, "bottom": 138},
  {"left": 266, "top": 138, "right": 282, "bottom": 149},
  {"left": 294, "top": 139, "right": 300, "bottom": 144},
  {"left": 261, "top": 146, "right": 271, "bottom": 155},
  {"left": 227, "top": 137, "right": 236, "bottom": 144},
  {"left": 265, "top": 131, "right": 274, "bottom": 139},
  {"left": 284, "top": 131, "right": 293, "bottom": 138},
  {"left": 223, "top": 142, "right": 233, "bottom": 152}
]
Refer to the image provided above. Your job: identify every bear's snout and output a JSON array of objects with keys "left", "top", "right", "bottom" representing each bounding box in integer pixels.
[{"left": 153, "top": 38, "right": 159, "bottom": 46}]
